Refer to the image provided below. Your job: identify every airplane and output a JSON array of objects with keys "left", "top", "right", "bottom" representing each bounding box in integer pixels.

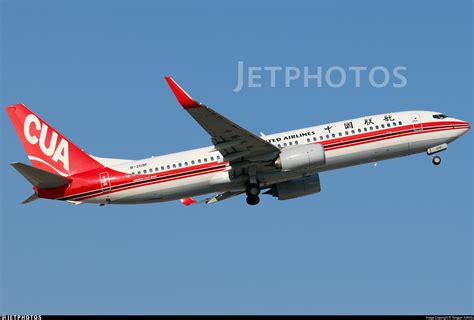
[{"left": 5, "top": 77, "right": 470, "bottom": 206}]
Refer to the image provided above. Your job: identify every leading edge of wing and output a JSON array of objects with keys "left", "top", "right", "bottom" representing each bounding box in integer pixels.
[{"left": 165, "top": 76, "right": 202, "bottom": 109}]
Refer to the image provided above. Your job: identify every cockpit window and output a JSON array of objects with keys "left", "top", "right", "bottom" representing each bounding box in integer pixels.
[{"left": 433, "top": 114, "right": 448, "bottom": 119}]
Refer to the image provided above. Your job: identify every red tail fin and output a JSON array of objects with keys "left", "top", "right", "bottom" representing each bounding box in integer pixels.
[{"left": 5, "top": 104, "right": 103, "bottom": 176}]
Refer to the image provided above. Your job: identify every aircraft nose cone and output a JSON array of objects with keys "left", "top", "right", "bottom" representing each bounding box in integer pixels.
[
  {"left": 453, "top": 118, "right": 470, "bottom": 128},
  {"left": 461, "top": 119, "right": 470, "bottom": 130},
  {"left": 457, "top": 119, "right": 470, "bottom": 137}
]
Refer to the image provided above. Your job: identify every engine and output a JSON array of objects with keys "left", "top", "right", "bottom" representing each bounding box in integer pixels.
[
  {"left": 275, "top": 144, "right": 325, "bottom": 171},
  {"left": 264, "top": 174, "right": 321, "bottom": 200}
]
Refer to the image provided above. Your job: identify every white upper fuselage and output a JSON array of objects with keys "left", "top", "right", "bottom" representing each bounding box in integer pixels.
[{"left": 86, "top": 110, "right": 468, "bottom": 204}]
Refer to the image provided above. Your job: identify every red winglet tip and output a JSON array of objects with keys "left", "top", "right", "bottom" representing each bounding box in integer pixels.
[
  {"left": 180, "top": 197, "right": 197, "bottom": 206},
  {"left": 165, "top": 76, "right": 201, "bottom": 109}
]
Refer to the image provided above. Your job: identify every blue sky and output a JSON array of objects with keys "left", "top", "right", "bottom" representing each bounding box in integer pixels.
[{"left": 1, "top": 0, "right": 472, "bottom": 315}]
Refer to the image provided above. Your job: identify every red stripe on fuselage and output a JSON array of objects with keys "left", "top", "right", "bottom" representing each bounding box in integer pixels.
[
  {"left": 41, "top": 161, "right": 227, "bottom": 201},
  {"left": 72, "top": 167, "right": 226, "bottom": 202},
  {"left": 319, "top": 121, "right": 467, "bottom": 150},
  {"left": 325, "top": 124, "right": 468, "bottom": 151},
  {"left": 56, "top": 121, "right": 469, "bottom": 202}
]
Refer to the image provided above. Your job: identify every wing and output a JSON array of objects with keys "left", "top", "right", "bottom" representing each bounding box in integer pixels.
[
  {"left": 180, "top": 191, "right": 244, "bottom": 206},
  {"left": 165, "top": 77, "right": 280, "bottom": 166}
]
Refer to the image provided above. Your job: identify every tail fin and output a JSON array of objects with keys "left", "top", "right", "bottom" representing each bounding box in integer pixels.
[{"left": 5, "top": 104, "right": 103, "bottom": 176}]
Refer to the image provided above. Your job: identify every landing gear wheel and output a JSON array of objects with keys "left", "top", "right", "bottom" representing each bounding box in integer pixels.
[
  {"left": 246, "top": 183, "right": 260, "bottom": 197},
  {"left": 246, "top": 195, "right": 260, "bottom": 205},
  {"left": 432, "top": 156, "right": 441, "bottom": 166}
]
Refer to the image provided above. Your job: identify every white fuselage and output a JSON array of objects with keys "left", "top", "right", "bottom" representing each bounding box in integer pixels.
[{"left": 84, "top": 110, "right": 469, "bottom": 204}]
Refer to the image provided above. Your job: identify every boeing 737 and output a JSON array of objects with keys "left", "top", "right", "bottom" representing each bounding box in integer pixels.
[{"left": 6, "top": 77, "right": 470, "bottom": 206}]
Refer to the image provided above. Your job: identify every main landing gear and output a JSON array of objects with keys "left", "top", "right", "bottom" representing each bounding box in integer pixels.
[
  {"left": 246, "top": 183, "right": 260, "bottom": 205},
  {"left": 245, "top": 166, "right": 261, "bottom": 205}
]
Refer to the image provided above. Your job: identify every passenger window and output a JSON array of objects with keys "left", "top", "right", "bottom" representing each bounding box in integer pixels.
[
  {"left": 198, "top": 159, "right": 202, "bottom": 163},
  {"left": 345, "top": 131, "right": 349, "bottom": 135},
  {"left": 398, "top": 121, "right": 402, "bottom": 125},
  {"left": 364, "top": 128, "right": 368, "bottom": 132},
  {"left": 307, "top": 138, "right": 311, "bottom": 143},
  {"left": 161, "top": 166, "right": 164, "bottom": 170},
  {"left": 331, "top": 134, "right": 335, "bottom": 138},
  {"left": 295, "top": 140, "right": 299, "bottom": 145},
  {"left": 172, "top": 164, "right": 176, "bottom": 168},
  {"left": 191, "top": 160, "right": 195, "bottom": 165},
  {"left": 375, "top": 125, "right": 379, "bottom": 129},
  {"left": 387, "top": 123, "right": 391, "bottom": 127},
  {"left": 357, "top": 129, "right": 361, "bottom": 133},
  {"left": 167, "top": 165, "right": 170, "bottom": 169},
  {"left": 185, "top": 162, "right": 188, "bottom": 166},
  {"left": 155, "top": 167, "right": 159, "bottom": 172},
  {"left": 278, "top": 144, "right": 281, "bottom": 148},
  {"left": 392, "top": 122, "right": 396, "bottom": 127},
  {"left": 313, "top": 137, "right": 317, "bottom": 141},
  {"left": 143, "top": 169, "right": 147, "bottom": 174},
  {"left": 210, "top": 157, "right": 214, "bottom": 161},
  {"left": 338, "top": 132, "right": 342, "bottom": 137},
  {"left": 137, "top": 171, "right": 141, "bottom": 174},
  {"left": 351, "top": 130, "right": 355, "bottom": 134},
  {"left": 370, "top": 126, "right": 373, "bottom": 131},
  {"left": 204, "top": 158, "right": 207, "bottom": 162},
  {"left": 178, "top": 163, "right": 182, "bottom": 167},
  {"left": 289, "top": 141, "right": 293, "bottom": 146},
  {"left": 283, "top": 142, "right": 287, "bottom": 147},
  {"left": 217, "top": 156, "right": 221, "bottom": 160},
  {"left": 319, "top": 136, "right": 323, "bottom": 140},
  {"left": 131, "top": 172, "right": 135, "bottom": 175},
  {"left": 381, "top": 124, "right": 385, "bottom": 128},
  {"left": 326, "top": 135, "right": 330, "bottom": 139}
]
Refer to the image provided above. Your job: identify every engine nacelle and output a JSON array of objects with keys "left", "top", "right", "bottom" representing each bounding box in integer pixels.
[
  {"left": 265, "top": 174, "right": 321, "bottom": 200},
  {"left": 275, "top": 144, "right": 325, "bottom": 171}
]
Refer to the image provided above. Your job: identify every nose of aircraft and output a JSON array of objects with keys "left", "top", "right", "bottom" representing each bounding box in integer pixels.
[{"left": 453, "top": 117, "right": 470, "bottom": 137}]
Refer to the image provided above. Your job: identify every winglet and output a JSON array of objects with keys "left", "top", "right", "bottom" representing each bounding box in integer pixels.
[
  {"left": 180, "top": 197, "right": 197, "bottom": 206},
  {"left": 165, "top": 76, "right": 201, "bottom": 109}
]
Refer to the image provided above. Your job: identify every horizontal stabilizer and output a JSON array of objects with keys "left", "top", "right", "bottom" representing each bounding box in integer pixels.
[
  {"left": 179, "top": 191, "right": 244, "bottom": 206},
  {"left": 22, "top": 193, "right": 38, "bottom": 204},
  {"left": 11, "top": 162, "right": 70, "bottom": 189}
]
